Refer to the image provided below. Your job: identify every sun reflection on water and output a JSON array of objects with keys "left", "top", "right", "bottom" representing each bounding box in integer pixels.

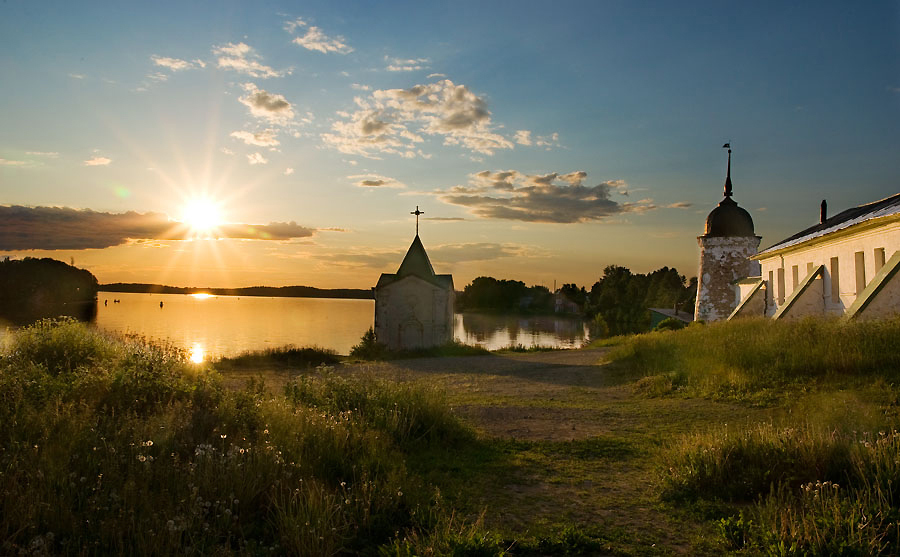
[
  {"left": 189, "top": 343, "right": 205, "bottom": 364},
  {"left": 190, "top": 293, "right": 214, "bottom": 299}
]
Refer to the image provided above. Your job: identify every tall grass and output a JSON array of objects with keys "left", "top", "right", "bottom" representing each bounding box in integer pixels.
[
  {"left": 665, "top": 425, "right": 900, "bottom": 554},
  {"left": 0, "top": 318, "right": 476, "bottom": 555},
  {"left": 636, "top": 317, "right": 900, "bottom": 554},
  {"left": 609, "top": 317, "right": 900, "bottom": 402}
]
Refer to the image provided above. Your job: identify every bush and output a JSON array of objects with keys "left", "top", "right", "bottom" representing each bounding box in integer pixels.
[
  {"left": 654, "top": 317, "right": 686, "bottom": 331},
  {"left": 350, "top": 327, "right": 387, "bottom": 360}
]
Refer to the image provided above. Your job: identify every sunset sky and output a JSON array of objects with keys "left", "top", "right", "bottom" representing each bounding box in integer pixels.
[{"left": 2, "top": 2, "right": 898, "bottom": 289}]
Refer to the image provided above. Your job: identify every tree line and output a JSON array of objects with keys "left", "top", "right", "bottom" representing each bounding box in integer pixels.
[
  {"left": 456, "top": 265, "right": 696, "bottom": 335},
  {"left": 0, "top": 257, "right": 99, "bottom": 324}
]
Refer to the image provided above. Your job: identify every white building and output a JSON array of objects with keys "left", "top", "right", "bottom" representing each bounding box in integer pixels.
[
  {"left": 730, "top": 193, "right": 900, "bottom": 321},
  {"left": 374, "top": 234, "right": 454, "bottom": 350}
]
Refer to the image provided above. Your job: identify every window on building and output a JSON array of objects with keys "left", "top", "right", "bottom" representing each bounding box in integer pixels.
[
  {"left": 792, "top": 265, "right": 799, "bottom": 290},
  {"left": 855, "top": 251, "right": 866, "bottom": 295},
  {"left": 777, "top": 267, "right": 785, "bottom": 305},
  {"left": 875, "top": 248, "right": 886, "bottom": 272},
  {"left": 807, "top": 262, "right": 814, "bottom": 274},
  {"left": 767, "top": 270, "right": 774, "bottom": 305},
  {"left": 830, "top": 257, "right": 840, "bottom": 303}
]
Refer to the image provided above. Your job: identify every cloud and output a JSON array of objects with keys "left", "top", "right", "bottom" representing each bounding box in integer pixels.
[
  {"left": 284, "top": 167, "right": 295, "bottom": 176},
  {"left": 322, "top": 79, "right": 515, "bottom": 158},
  {"left": 25, "top": 151, "right": 59, "bottom": 158},
  {"left": 213, "top": 42, "right": 284, "bottom": 78},
  {"left": 437, "top": 170, "right": 648, "bottom": 223},
  {"left": 238, "top": 83, "right": 294, "bottom": 125},
  {"left": 230, "top": 129, "right": 280, "bottom": 147},
  {"left": 423, "top": 216, "right": 465, "bottom": 221},
  {"left": 348, "top": 173, "right": 405, "bottom": 188},
  {"left": 312, "top": 242, "right": 524, "bottom": 269},
  {"left": 0, "top": 158, "right": 27, "bottom": 166},
  {"left": 665, "top": 202, "right": 693, "bottom": 209},
  {"left": 247, "top": 152, "right": 268, "bottom": 165},
  {"left": 151, "top": 55, "right": 201, "bottom": 71},
  {"left": 84, "top": 156, "right": 111, "bottom": 166},
  {"left": 514, "top": 130, "right": 532, "bottom": 146},
  {"left": 0, "top": 206, "right": 316, "bottom": 250},
  {"left": 285, "top": 18, "right": 353, "bottom": 54},
  {"left": 427, "top": 73, "right": 446, "bottom": 79},
  {"left": 68, "top": 73, "right": 86, "bottom": 80},
  {"left": 385, "top": 57, "right": 430, "bottom": 72},
  {"left": 351, "top": 83, "right": 370, "bottom": 91}
]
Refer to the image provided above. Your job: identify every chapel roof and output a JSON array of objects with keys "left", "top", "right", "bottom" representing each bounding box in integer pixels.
[
  {"left": 376, "top": 234, "right": 453, "bottom": 290},
  {"left": 757, "top": 192, "right": 900, "bottom": 256}
]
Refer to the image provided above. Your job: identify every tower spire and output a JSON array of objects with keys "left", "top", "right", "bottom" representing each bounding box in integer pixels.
[{"left": 723, "top": 143, "right": 733, "bottom": 197}]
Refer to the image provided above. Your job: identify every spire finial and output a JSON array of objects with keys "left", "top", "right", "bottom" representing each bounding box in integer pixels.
[
  {"left": 411, "top": 205, "right": 424, "bottom": 235},
  {"left": 722, "top": 143, "right": 733, "bottom": 197}
]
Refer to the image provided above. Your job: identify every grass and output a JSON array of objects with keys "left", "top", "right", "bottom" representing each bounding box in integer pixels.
[
  {"left": 214, "top": 345, "right": 340, "bottom": 369},
  {"left": 607, "top": 316, "right": 900, "bottom": 404},
  {"left": 7, "top": 316, "right": 900, "bottom": 555},
  {"left": 0, "top": 318, "right": 489, "bottom": 555}
]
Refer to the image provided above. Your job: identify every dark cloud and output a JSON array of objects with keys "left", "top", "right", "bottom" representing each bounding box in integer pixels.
[
  {"left": 0, "top": 206, "right": 315, "bottom": 250},
  {"left": 312, "top": 242, "right": 523, "bottom": 269},
  {"left": 438, "top": 170, "right": 647, "bottom": 223}
]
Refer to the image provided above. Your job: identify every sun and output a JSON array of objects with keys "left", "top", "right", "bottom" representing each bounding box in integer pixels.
[{"left": 182, "top": 197, "right": 224, "bottom": 236}]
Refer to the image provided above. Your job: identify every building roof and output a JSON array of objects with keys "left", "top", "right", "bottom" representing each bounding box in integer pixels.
[
  {"left": 757, "top": 193, "right": 900, "bottom": 256},
  {"left": 376, "top": 234, "right": 453, "bottom": 290}
]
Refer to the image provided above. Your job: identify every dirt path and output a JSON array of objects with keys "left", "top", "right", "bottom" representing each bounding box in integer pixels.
[{"left": 224, "top": 348, "right": 756, "bottom": 553}]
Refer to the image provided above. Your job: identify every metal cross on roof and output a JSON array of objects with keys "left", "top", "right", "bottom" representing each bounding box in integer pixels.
[{"left": 411, "top": 206, "right": 424, "bottom": 235}]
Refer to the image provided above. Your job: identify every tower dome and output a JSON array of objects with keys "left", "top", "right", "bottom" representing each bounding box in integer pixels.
[{"left": 704, "top": 197, "right": 755, "bottom": 236}]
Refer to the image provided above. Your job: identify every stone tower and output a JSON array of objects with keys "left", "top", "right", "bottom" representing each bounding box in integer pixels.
[{"left": 694, "top": 146, "right": 761, "bottom": 322}]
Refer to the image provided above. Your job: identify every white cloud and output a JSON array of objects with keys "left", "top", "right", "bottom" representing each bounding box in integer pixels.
[
  {"left": 348, "top": 173, "right": 405, "bottom": 188},
  {"left": 230, "top": 129, "right": 280, "bottom": 147},
  {"left": 0, "top": 158, "right": 27, "bottom": 166},
  {"left": 220, "top": 147, "right": 235, "bottom": 156},
  {"left": 322, "top": 79, "right": 515, "bottom": 158},
  {"left": 84, "top": 156, "right": 112, "bottom": 166},
  {"left": 238, "top": 83, "right": 294, "bottom": 125},
  {"left": 514, "top": 130, "right": 532, "bottom": 146},
  {"left": 385, "top": 57, "right": 430, "bottom": 72},
  {"left": 427, "top": 73, "right": 446, "bottom": 79},
  {"left": 213, "top": 43, "right": 284, "bottom": 78},
  {"left": 151, "top": 55, "right": 201, "bottom": 71},
  {"left": 284, "top": 167, "right": 295, "bottom": 175},
  {"left": 437, "top": 169, "right": 648, "bottom": 223},
  {"left": 351, "top": 83, "right": 370, "bottom": 91},
  {"left": 285, "top": 18, "right": 353, "bottom": 54},
  {"left": 25, "top": 151, "right": 59, "bottom": 158},
  {"left": 68, "top": 73, "right": 85, "bottom": 80},
  {"left": 247, "top": 152, "right": 268, "bottom": 165}
]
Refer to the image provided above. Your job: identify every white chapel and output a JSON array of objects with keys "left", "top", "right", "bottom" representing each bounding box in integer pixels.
[{"left": 374, "top": 208, "right": 454, "bottom": 350}]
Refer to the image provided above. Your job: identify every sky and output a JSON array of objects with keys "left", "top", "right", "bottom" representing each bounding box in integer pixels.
[{"left": 1, "top": 1, "right": 898, "bottom": 290}]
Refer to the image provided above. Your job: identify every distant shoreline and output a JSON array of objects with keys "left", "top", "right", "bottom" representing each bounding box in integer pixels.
[{"left": 99, "top": 282, "right": 374, "bottom": 300}]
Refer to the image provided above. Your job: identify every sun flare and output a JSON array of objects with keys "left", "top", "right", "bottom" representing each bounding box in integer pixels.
[{"left": 182, "top": 198, "right": 224, "bottom": 236}]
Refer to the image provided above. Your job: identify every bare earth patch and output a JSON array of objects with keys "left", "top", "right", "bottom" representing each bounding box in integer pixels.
[{"left": 221, "top": 348, "right": 764, "bottom": 554}]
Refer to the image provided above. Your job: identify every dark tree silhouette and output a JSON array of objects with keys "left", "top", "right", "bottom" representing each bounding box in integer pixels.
[{"left": 0, "top": 258, "right": 99, "bottom": 324}]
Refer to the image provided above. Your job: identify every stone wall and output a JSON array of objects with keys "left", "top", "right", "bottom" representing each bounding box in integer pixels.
[
  {"left": 374, "top": 276, "right": 454, "bottom": 350},
  {"left": 695, "top": 235, "right": 761, "bottom": 322}
]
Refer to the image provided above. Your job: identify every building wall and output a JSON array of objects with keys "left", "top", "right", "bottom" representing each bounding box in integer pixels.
[
  {"left": 758, "top": 220, "right": 900, "bottom": 316},
  {"left": 695, "top": 235, "right": 761, "bottom": 322},
  {"left": 374, "top": 276, "right": 454, "bottom": 350}
]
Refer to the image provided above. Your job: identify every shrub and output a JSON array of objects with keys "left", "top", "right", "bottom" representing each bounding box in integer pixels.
[
  {"left": 654, "top": 317, "right": 686, "bottom": 331},
  {"left": 350, "top": 327, "right": 388, "bottom": 360}
]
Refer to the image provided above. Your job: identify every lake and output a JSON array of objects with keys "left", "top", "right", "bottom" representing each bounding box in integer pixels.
[{"left": 2, "top": 292, "right": 590, "bottom": 360}]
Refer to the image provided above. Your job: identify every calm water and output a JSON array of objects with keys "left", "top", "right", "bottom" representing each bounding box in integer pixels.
[{"left": 2, "top": 292, "right": 589, "bottom": 360}]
